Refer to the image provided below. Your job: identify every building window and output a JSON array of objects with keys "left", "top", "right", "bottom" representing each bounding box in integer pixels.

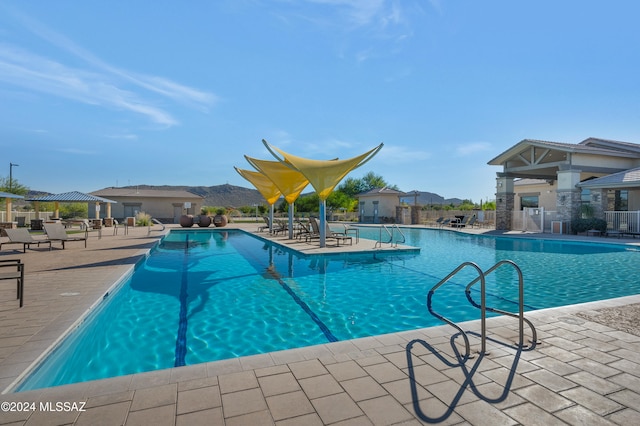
[
  {"left": 520, "top": 195, "right": 538, "bottom": 210},
  {"left": 607, "top": 190, "right": 628, "bottom": 211}
]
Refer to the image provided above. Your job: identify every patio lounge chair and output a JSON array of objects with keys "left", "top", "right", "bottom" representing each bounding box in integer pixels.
[
  {"left": 44, "top": 223, "right": 88, "bottom": 249},
  {"left": 295, "top": 219, "right": 312, "bottom": 240},
  {"left": 0, "top": 259, "right": 24, "bottom": 307},
  {"left": 0, "top": 228, "right": 52, "bottom": 252},
  {"left": 258, "top": 216, "right": 270, "bottom": 233},
  {"left": 325, "top": 222, "right": 352, "bottom": 246},
  {"left": 439, "top": 218, "right": 451, "bottom": 228}
]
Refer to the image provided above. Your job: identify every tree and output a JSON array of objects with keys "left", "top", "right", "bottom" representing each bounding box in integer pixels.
[{"left": 0, "top": 176, "right": 29, "bottom": 195}]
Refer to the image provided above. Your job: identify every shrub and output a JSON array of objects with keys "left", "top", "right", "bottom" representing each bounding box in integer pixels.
[
  {"left": 571, "top": 218, "right": 607, "bottom": 234},
  {"left": 135, "top": 211, "right": 152, "bottom": 226}
]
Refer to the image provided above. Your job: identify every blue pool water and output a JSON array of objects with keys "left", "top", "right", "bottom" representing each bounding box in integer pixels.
[{"left": 18, "top": 228, "right": 640, "bottom": 391}]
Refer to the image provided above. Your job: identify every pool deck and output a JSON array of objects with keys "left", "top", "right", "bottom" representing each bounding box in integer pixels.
[{"left": 1, "top": 222, "right": 639, "bottom": 425}]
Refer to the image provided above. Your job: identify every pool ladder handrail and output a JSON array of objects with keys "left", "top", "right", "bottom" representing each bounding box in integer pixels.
[
  {"left": 427, "top": 262, "right": 485, "bottom": 360},
  {"left": 427, "top": 260, "right": 538, "bottom": 360},
  {"left": 374, "top": 224, "right": 406, "bottom": 248},
  {"left": 464, "top": 260, "right": 538, "bottom": 350}
]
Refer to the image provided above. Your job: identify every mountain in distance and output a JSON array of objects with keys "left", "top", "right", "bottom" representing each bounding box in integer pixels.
[
  {"left": 399, "top": 191, "right": 463, "bottom": 206},
  {"left": 24, "top": 185, "right": 464, "bottom": 208},
  {"left": 134, "top": 185, "right": 464, "bottom": 208}
]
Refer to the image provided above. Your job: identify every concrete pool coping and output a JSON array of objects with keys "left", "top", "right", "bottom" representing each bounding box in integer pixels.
[{"left": 1, "top": 222, "right": 639, "bottom": 424}]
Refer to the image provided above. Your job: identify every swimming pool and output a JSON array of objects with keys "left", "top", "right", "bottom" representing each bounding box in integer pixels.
[{"left": 17, "top": 228, "right": 640, "bottom": 391}]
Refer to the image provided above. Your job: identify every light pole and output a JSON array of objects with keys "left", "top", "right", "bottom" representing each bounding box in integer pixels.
[{"left": 9, "top": 163, "right": 19, "bottom": 192}]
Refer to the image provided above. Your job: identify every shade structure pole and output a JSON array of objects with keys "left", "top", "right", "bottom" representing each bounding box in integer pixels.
[
  {"left": 269, "top": 204, "right": 275, "bottom": 234},
  {"left": 288, "top": 202, "right": 294, "bottom": 239},
  {"left": 319, "top": 199, "right": 326, "bottom": 247}
]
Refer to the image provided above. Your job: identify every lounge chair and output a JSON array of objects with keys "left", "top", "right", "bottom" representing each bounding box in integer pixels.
[
  {"left": 325, "top": 222, "right": 352, "bottom": 246},
  {"left": 454, "top": 215, "right": 474, "bottom": 229},
  {"left": 295, "top": 220, "right": 312, "bottom": 240},
  {"left": 0, "top": 259, "right": 24, "bottom": 307},
  {"left": 439, "top": 218, "right": 451, "bottom": 228},
  {"left": 272, "top": 218, "right": 288, "bottom": 235},
  {"left": 258, "top": 216, "right": 270, "bottom": 232},
  {"left": 0, "top": 228, "right": 52, "bottom": 252},
  {"left": 44, "top": 223, "right": 88, "bottom": 249},
  {"left": 305, "top": 218, "right": 322, "bottom": 242}
]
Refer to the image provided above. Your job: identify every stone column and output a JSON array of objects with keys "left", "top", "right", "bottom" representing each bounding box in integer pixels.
[
  {"left": 590, "top": 188, "right": 608, "bottom": 220},
  {"left": 495, "top": 175, "right": 514, "bottom": 230},
  {"left": 410, "top": 205, "right": 421, "bottom": 224},
  {"left": 556, "top": 169, "right": 582, "bottom": 227}
]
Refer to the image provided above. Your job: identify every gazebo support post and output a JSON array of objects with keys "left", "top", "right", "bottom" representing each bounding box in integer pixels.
[
  {"left": 269, "top": 204, "right": 275, "bottom": 234},
  {"left": 319, "top": 199, "right": 327, "bottom": 247},
  {"left": 288, "top": 202, "right": 294, "bottom": 239}
]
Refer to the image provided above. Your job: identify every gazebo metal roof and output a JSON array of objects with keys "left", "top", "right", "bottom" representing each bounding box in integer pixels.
[
  {"left": 26, "top": 191, "right": 116, "bottom": 204},
  {"left": 0, "top": 191, "right": 24, "bottom": 199}
]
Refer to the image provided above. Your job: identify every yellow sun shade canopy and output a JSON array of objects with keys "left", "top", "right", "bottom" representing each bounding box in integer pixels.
[
  {"left": 234, "top": 167, "right": 282, "bottom": 205},
  {"left": 244, "top": 156, "right": 309, "bottom": 205},
  {"left": 263, "top": 139, "right": 384, "bottom": 200}
]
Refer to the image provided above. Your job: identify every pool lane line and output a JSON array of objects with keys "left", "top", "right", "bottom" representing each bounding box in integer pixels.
[
  {"left": 265, "top": 265, "right": 338, "bottom": 343},
  {"left": 174, "top": 235, "right": 190, "bottom": 367}
]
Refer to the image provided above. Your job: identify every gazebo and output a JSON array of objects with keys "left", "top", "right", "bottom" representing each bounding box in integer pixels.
[
  {"left": 0, "top": 191, "right": 24, "bottom": 234},
  {"left": 26, "top": 191, "right": 117, "bottom": 223}
]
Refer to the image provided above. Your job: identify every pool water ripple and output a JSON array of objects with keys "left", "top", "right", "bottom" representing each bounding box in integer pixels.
[{"left": 17, "top": 228, "right": 640, "bottom": 391}]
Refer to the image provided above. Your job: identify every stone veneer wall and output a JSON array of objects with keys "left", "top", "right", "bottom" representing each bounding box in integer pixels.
[
  {"left": 495, "top": 192, "right": 514, "bottom": 230},
  {"left": 590, "top": 188, "right": 608, "bottom": 220},
  {"left": 556, "top": 190, "right": 582, "bottom": 228}
]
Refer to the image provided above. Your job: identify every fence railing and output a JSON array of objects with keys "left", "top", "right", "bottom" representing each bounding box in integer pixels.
[
  {"left": 0, "top": 211, "right": 54, "bottom": 223},
  {"left": 604, "top": 211, "right": 640, "bottom": 234},
  {"left": 419, "top": 210, "right": 496, "bottom": 227}
]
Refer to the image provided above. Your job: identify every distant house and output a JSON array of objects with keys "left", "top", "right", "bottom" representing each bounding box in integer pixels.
[
  {"left": 357, "top": 187, "right": 405, "bottom": 223},
  {"left": 488, "top": 137, "right": 640, "bottom": 231},
  {"left": 91, "top": 188, "right": 203, "bottom": 223}
]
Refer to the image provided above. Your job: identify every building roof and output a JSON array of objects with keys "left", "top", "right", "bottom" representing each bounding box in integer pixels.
[
  {"left": 26, "top": 191, "right": 116, "bottom": 203},
  {"left": 358, "top": 187, "right": 404, "bottom": 197},
  {"left": 91, "top": 188, "right": 203, "bottom": 199},
  {"left": 577, "top": 166, "right": 640, "bottom": 189},
  {"left": 488, "top": 137, "right": 640, "bottom": 166},
  {"left": 0, "top": 191, "right": 24, "bottom": 199}
]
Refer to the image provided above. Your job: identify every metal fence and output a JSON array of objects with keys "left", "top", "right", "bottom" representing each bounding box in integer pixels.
[
  {"left": 511, "top": 208, "right": 560, "bottom": 233},
  {"left": 604, "top": 210, "right": 640, "bottom": 234}
]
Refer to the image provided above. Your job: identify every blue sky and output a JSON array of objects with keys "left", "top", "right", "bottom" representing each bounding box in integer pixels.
[{"left": 2, "top": 1, "right": 639, "bottom": 203}]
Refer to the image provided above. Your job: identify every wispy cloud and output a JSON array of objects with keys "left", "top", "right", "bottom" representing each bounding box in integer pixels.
[
  {"left": 0, "top": 8, "right": 215, "bottom": 127},
  {"left": 56, "top": 147, "right": 99, "bottom": 155},
  {"left": 103, "top": 133, "right": 138, "bottom": 141},
  {"left": 455, "top": 142, "right": 492, "bottom": 156},
  {"left": 377, "top": 144, "right": 431, "bottom": 164}
]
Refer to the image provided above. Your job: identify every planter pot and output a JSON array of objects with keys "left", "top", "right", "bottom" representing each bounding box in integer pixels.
[
  {"left": 179, "top": 215, "right": 194, "bottom": 227},
  {"left": 213, "top": 214, "right": 228, "bottom": 227},
  {"left": 198, "top": 215, "right": 212, "bottom": 227}
]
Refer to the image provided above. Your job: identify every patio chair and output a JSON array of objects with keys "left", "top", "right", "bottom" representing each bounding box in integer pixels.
[
  {"left": 44, "top": 222, "right": 88, "bottom": 249},
  {"left": 325, "top": 221, "right": 352, "bottom": 246},
  {"left": 273, "top": 218, "right": 288, "bottom": 236},
  {"left": 0, "top": 228, "right": 52, "bottom": 252},
  {"left": 305, "top": 218, "right": 322, "bottom": 242},
  {"left": 295, "top": 219, "right": 312, "bottom": 240},
  {"left": 439, "top": 218, "right": 451, "bottom": 228},
  {"left": 258, "top": 216, "right": 270, "bottom": 233},
  {"left": 0, "top": 259, "right": 24, "bottom": 307}
]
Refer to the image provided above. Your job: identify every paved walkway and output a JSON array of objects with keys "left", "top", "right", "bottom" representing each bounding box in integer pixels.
[{"left": 1, "top": 223, "right": 639, "bottom": 425}]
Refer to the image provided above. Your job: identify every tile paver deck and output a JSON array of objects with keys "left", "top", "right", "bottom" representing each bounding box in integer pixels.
[{"left": 1, "top": 222, "right": 639, "bottom": 425}]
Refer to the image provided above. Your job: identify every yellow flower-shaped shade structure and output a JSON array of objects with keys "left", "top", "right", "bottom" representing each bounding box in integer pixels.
[
  {"left": 234, "top": 167, "right": 282, "bottom": 205},
  {"left": 244, "top": 156, "right": 309, "bottom": 205},
  {"left": 262, "top": 139, "right": 383, "bottom": 201}
]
